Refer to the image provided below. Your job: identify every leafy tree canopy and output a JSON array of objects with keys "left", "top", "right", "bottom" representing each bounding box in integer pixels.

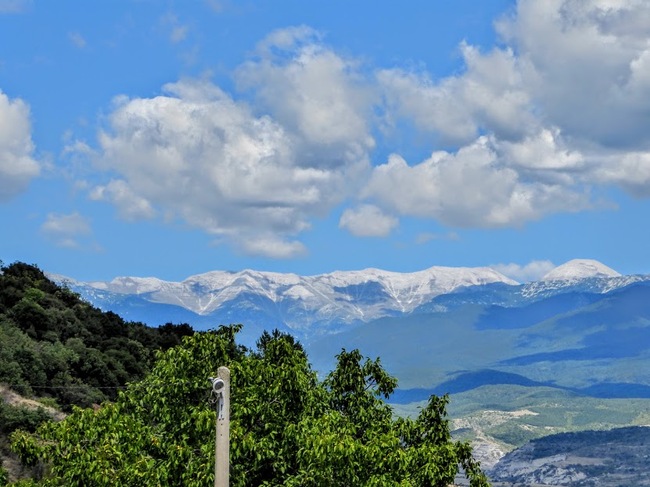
[{"left": 11, "top": 325, "right": 490, "bottom": 486}]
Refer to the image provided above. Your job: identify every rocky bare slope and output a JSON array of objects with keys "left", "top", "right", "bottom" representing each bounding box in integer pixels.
[{"left": 488, "top": 426, "right": 650, "bottom": 486}]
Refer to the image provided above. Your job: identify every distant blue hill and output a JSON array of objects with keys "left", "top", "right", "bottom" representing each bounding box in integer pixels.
[
  {"left": 390, "top": 370, "right": 555, "bottom": 403},
  {"left": 474, "top": 291, "right": 607, "bottom": 330},
  {"left": 391, "top": 373, "right": 650, "bottom": 404}
]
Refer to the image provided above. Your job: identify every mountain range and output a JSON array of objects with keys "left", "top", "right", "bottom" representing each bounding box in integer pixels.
[
  {"left": 51, "top": 263, "right": 518, "bottom": 335},
  {"left": 48, "top": 258, "right": 650, "bottom": 482},
  {"left": 51, "top": 258, "right": 650, "bottom": 392},
  {"left": 52, "top": 259, "right": 640, "bottom": 335}
]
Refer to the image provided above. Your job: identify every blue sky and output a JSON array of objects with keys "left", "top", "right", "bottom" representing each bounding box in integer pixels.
[{"left": 1, "top": 0, "right": 650, "bottom": 282}]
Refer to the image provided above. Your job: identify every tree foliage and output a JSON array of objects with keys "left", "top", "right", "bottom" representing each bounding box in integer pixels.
[
  {"left": 11, "top": 325, "right": 490, "bottom": 486},
  {"left": 0, "top": 261, "right": 194, "bottom": 410},
  {"left": 0, "top": 261, "right": 196, "bottom": 484}
]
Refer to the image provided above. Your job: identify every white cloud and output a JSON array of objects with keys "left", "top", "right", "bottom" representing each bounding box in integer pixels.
[
  {"left": 236, "top": 27, "right": 375, "bottom": 158},
  {"left": 592, "top": 151, "right": 650, "bottom": 197},
  {"left": 41, "top": 212, "right": 93, "bottom": 249},
  {"left": 378, "top": 44, "right": 534, "bottom": 144},
  {"left": 76, "top": 6, "right": 650, "bottom": 253},
  {"left": 0, "top": 89, "right": 39, "bottom": 202},
  {"left": 497, "top": 128, "right": 583, "bottom": 172},
  {"left": 362, "top": 137, "right": 588, "bottom": 228},
  {"left": 91, "top": 58, "right": 372, "bottom": 255},
  {"left": 491, "top": 260, "right": 557, "bottom": 282},
  {"left": 339, "top": 205, "right": 398, "bottom": 237},
  {"left": 237, "top": 234, "right": 307, "bottom": 259},
  {"left": 89, "top": 179, "right": 156, "bottom": 221},
  {"left": 80, "top": 29, "right": 382, "bottom": 257},
  {"left": 68, "top": 31, "right": 86, "bottom": 49},
  {"left": 370, "top": 0, "right": 650, "bottom": 235},
  {"left": 496, "top": 0, "right": 650, "bottom": 149}
]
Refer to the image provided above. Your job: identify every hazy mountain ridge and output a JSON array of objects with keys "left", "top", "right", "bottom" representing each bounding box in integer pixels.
[
  {"left": 51, "top": 259, "right": 649, "bottom": 339},
  {"left": 521, "top": 274, "right": 649, "bottom": 299}
]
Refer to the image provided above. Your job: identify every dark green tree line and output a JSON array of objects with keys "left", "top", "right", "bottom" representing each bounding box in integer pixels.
[{"left": 0, "top": 261, "right": 194, "bottom": 409}]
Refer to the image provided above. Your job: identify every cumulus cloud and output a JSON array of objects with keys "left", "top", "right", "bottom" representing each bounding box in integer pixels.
[
  {"left": 91, "top": 52, "right": 373, "bottom": 256},
  {"left": 80, "top": 3, "right": 650, "bottom": 255},
  {"left": 80, "top": 29, "right": 381, "bottom": 257},
  {"left": 89, "top": 179, "right": 156, "bottom": 221},
  {"left": 378, "top": 44, "right": 534, "bottom": 144},
  {"left": 369, "top": 0, "right": 650, "bottom": 227},
  {"left": 496, "top": 0, "right": 650, "bottom": 149},
  {"left": 591, "top": 150, "right": 650, "bottom": 197},
  {"left": 237, "top": 234, "right": 307, "bottom": 259},
  {"left": 41, "top": 212, "right": 93, "bottom": 249},
  {"left": 339, "top": 205, "right": 398, "bottom": 237},
  {"left": 236, "top": 26, "right": 375, "bottom": 162},
  {"left": 0, "top": 90, "right": 39, "bottom": 202},
  {"left": 362, "top": 138, "right": 589, "bottom": 228},
  {"left": 491, "top": 260, "right": 557, "bottom": 283},
  {"left": 497, "top": 128, "right": 584, "bottom": 172}
]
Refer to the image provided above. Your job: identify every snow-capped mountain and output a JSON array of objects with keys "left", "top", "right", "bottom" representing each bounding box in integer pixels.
[
  {"left": 51, "top": 259, "right": 650, "bottom": 340},
  {"left": 53, "top": 265, "right": 518, "bottom": 333},
  {"left": 520, "top": 259, "right": 646, "bottom": 300},
  {"left": 541, "top": 259, "right": 621, "bottom": 281}
]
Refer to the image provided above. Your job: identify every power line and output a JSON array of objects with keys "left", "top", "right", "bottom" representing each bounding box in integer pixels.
[{"left": 0, "top": 380, "right": 202, "bottom": 391}]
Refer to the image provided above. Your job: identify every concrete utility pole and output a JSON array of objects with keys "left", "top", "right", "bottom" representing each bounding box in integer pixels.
[{"left": 211, "top": 366, "right": 230, "bottom": 487}]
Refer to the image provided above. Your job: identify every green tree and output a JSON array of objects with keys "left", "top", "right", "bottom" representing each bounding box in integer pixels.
[
  {"left": 11, "top": 326, "right": 489, "bottom": 486},
  {"left": 0, "top": 261, "right": 196, "bottom": 410}
]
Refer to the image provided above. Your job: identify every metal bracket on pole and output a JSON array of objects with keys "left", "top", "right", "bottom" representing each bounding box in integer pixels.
[{"left": 210, "top": 367, "right": 230, "bottom": 487}]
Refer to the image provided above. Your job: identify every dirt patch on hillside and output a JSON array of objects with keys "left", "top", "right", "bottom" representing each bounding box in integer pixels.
[{"left": 0, "top": 385, "right": 65, "bottom": 421}]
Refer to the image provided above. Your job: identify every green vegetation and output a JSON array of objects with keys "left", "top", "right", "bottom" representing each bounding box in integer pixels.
[
  {"left": 0, "top": 401, "right": 51, "bottom": 438},
  {"left": 0, "top": 261, "right": 194, "bottom": 483},
  {"left": 0, "top": 261, "right": 194, "bottom": 409},
  {"left": 10, "top": 326, "right": 489, "bottom": 486},
  {"left": 0, "top": 399, "right": 52, "bottom": 485},
  {"left": 394, "top": 384, "right": 650, "bottom": 451}
]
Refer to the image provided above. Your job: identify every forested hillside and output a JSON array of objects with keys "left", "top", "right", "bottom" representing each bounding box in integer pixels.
[
  {"left": 0, "top": 261, "right": 194, "bottom": 408},
  {"left": 0, "top": 261, "right": 194, "bottom": 482}
]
